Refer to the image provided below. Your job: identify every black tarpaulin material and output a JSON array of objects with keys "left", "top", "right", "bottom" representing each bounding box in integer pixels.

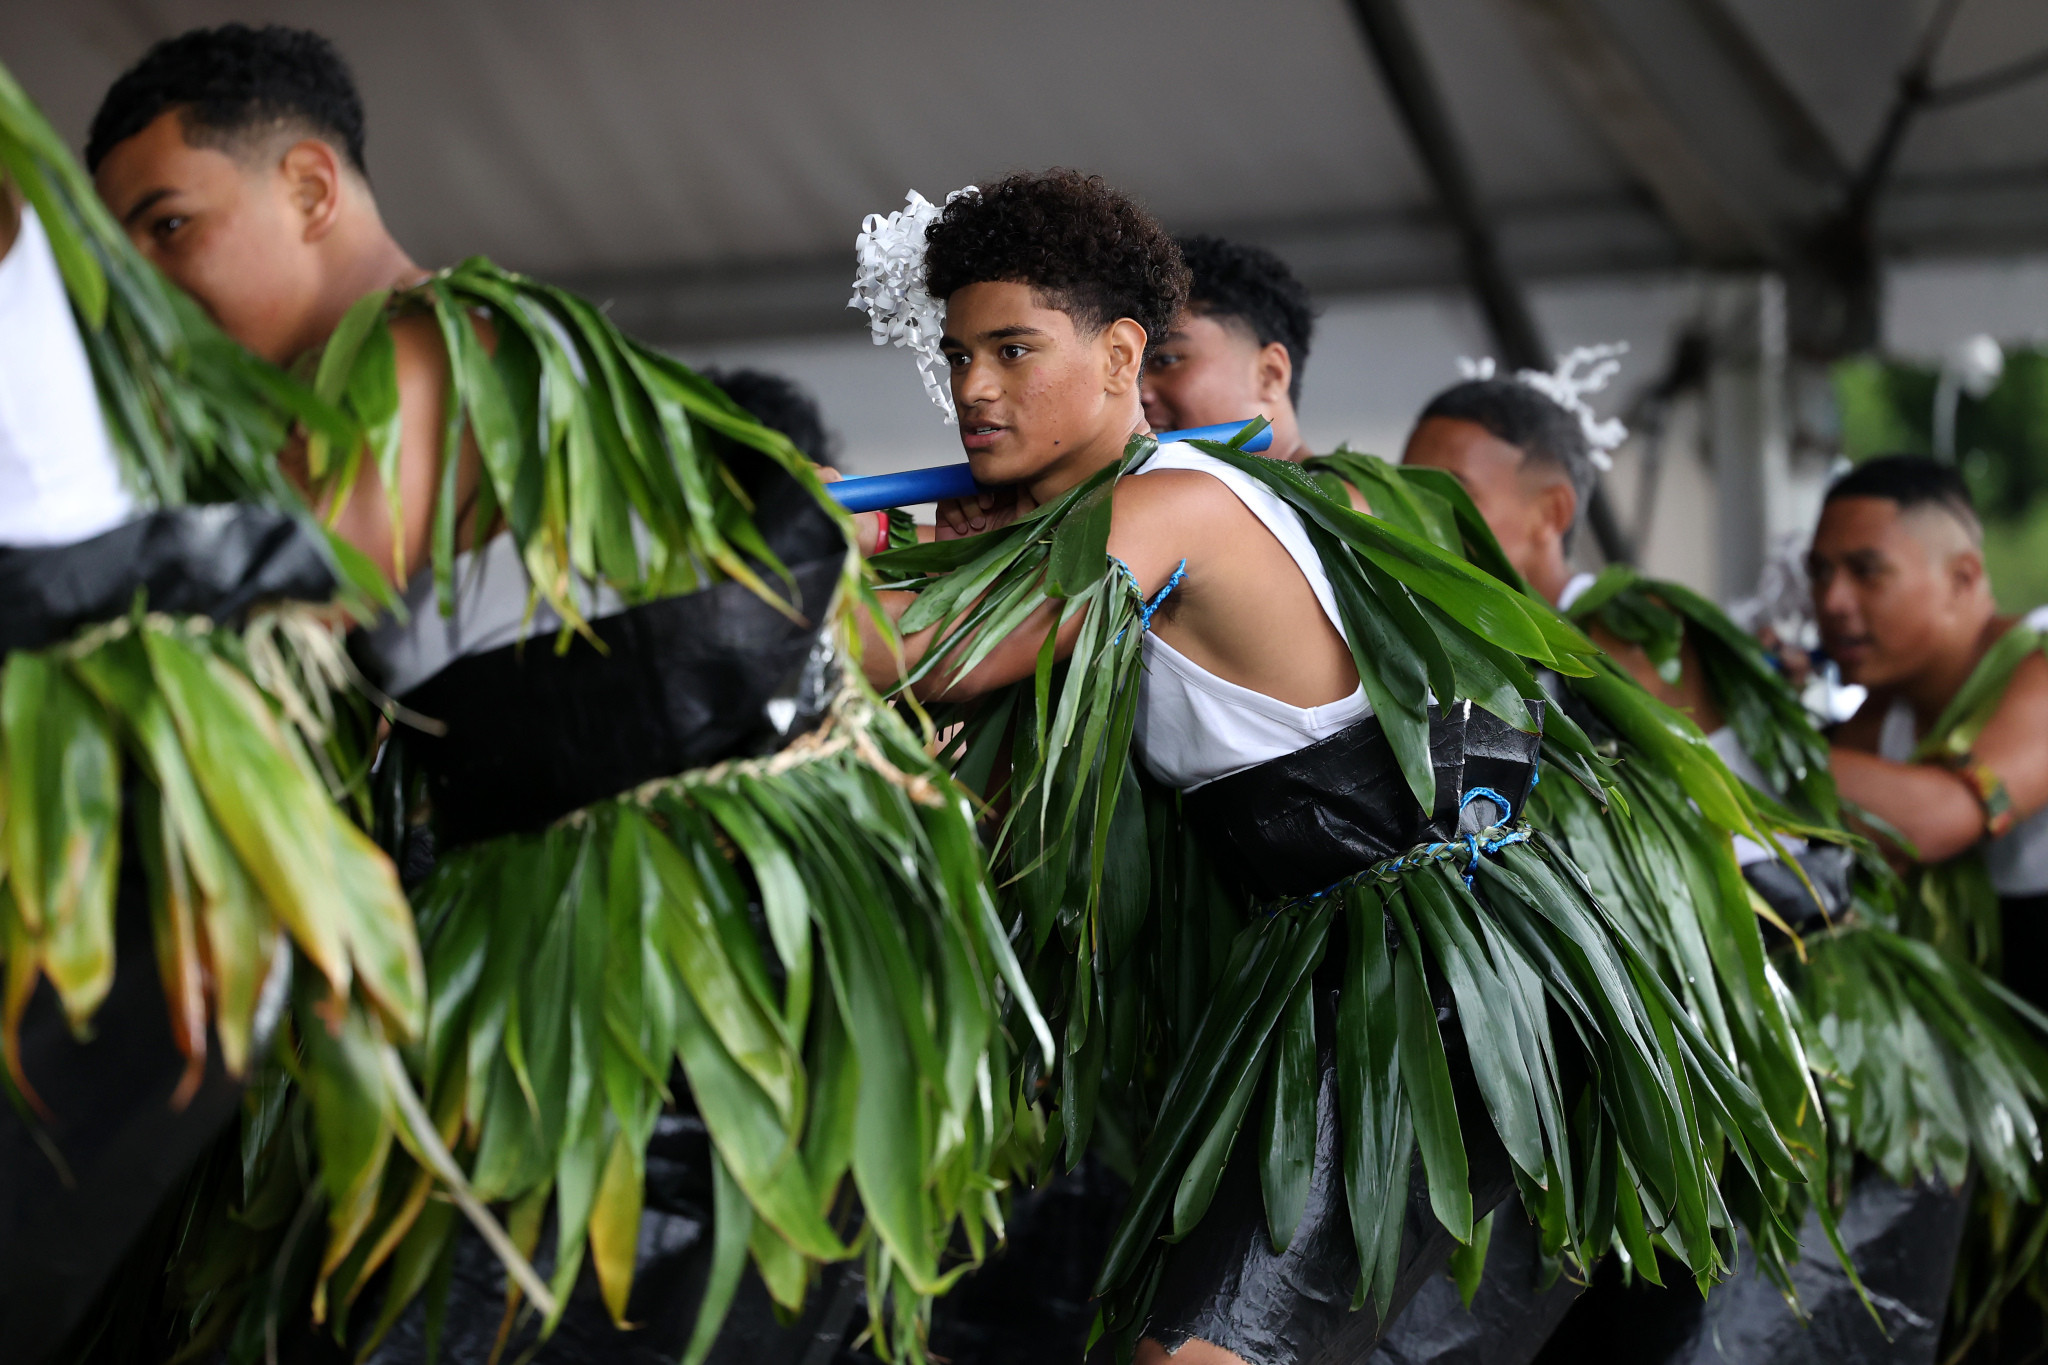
[
  {"left": 1134, "top": 1034, "right": 1519, "bottom": 1365},
  {"left": 1366, "top": 1211, "right": 1583, "bottom": 1365},
  {"left": 920, "top": 1157, "right": 1130, "bottom": 1365},
  {"left": 1531, "top": 1173, "right": 1970, "bottom": 1365},
  {"left": 1745, "top": 842, "right": 1856, "bottom": 938},
  {"left": 350, "top": 1092, "right": 864, "bottom": 1365},
  {"left": 1, "top": 504, "right": 333, "bottom": 1365},
  {"left": 0, "top": 505, "right": 336, "bottom": 654},
  {"left": 0, "top": 835, "right": 269, "bottom": 1364},
  {"left": 1184, "top": 701, "right": 1543, "bottom": 902},
  {"left": 384, "top": 474, "right": 845, "bottom": 846}
]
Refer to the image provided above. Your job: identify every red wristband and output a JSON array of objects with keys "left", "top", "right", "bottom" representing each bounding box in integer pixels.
[{"left": 873, "top": 510, "right": 889, "bottom": 553}]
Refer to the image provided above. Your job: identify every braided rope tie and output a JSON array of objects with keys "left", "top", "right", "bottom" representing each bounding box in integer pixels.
[
  {"left": 1109, "top": 555, "right": 1188, "bottom": 642},
  {"left": 580, "top": 685, "right": 947, "bottom": 826},
  {"left": 1277, "top": 783, "right": 1533, "bottom": 911}
]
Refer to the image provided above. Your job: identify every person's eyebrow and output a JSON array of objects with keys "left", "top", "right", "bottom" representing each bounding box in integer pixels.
[
  {"left": 980, "top": 325, "right": 1050, "bottom": 341},
  {"left": 119, "top": 188, "right": 177, "bottom": 228}
]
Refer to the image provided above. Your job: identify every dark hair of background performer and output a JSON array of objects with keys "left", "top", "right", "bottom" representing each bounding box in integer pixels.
[{"left": 705, "top": 367, "right": 836, "bottom": 466}]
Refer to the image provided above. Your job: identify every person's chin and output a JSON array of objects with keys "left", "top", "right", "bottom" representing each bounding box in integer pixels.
[
  {"left": 964, "top": 445, "right": 1042, "bottom": 486},
  {"left": 1828, "top": 645, "right": 1885, "bottom": 688}
]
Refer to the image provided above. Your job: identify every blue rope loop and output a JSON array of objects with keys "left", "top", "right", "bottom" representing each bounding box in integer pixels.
[
  {"left": 1460, "top": 784, "right": 1514, "bottom": 820},
  {"left": 1109, "top": 555, "right": 1188, "bottom": 642}
]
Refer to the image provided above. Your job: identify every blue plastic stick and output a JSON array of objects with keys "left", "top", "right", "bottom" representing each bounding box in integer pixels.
[{"left": 825, "top": 419, "right": 1273, "bottom": 513}]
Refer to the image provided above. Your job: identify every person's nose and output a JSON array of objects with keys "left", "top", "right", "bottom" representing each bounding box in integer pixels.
[
  {"left": 1813, "top": 568, "right": 1856, "bottom": 626},
  {"left": 956, "top": 356, "right": 1000, "bottom": 409}
]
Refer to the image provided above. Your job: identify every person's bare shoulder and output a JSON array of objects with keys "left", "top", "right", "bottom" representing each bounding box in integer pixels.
[
  {"left": 1992, "top": 648, "right": 2048, "bottom": 734},
  {"left": 1117, "top": 465, "right": 1266, "bottom": 523}
]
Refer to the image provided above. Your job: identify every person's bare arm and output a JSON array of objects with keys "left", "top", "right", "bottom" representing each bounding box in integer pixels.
[
  {"left": 282, "top": 312, "right": 486, "bottom": 585},
  {"left": 860, "top": 473, "right": 1200, "bottom": 700},
  {"left": 1832, "top": 653, "right": 2048, "bottom": 863}
]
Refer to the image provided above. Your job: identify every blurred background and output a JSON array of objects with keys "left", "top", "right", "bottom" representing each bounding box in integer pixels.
[{"left": 7, "top": 0, "right": 2048, "bottom": 610}]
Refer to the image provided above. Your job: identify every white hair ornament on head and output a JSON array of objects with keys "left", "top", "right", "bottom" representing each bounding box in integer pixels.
[
  {"left": 848, "top": 186, "right": 978, "bottom": 424},
  {"left": 1453, "top": 342, "right": 1630, "bottom": 471}
]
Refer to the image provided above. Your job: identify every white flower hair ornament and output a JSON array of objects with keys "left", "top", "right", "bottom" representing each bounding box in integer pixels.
[
  {"left": 1454, "top": 342, "right": 1630, "bottom": 471},
  {"left": 848, "top": 186, "right": 978, "bottom": 423}
]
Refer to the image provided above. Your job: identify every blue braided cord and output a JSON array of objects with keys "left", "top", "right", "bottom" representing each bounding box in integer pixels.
[
  {"left": 1138, "top": 558, "right": 1188, "bottom": 631},
  {"left": 1273, "top": 821, "right": 1534, "bottom": 913},
  {"left": 1108, "top": 555, "right": 1188, "bottom": 643}
]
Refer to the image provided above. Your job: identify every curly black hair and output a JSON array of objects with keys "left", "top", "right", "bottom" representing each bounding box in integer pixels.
[
  {"left": 1179, "top": 234, "right": 1316, "bottom": 405},
  {"left": 922, "top": 170, "right": 1189, "bottom": 352},
  {"left": 88, "top": 24, "right": 366, "bottom": 175}
]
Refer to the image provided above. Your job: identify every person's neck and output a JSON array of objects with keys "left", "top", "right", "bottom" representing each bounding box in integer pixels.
[
  {"left": 1902, "top": 600, "right": 2005, "bottom": 729},
  {"left": 297, "top": 218, "right": 422, "bottom": 361},
  {"left": 1262, "top": 407, "right": 1310, "bottom": 463},
  {"left": 1019, "top": 405, "right": 1146, "bottom": 508}
]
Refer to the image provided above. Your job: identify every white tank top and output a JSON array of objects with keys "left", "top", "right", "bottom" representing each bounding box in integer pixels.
[
  {"left": 1876, "top": 605, "right": 2048, "bottom": 898},
  {"left": 0, "top": 204, "right": 134, "bottom": 545},
  {"left": 1131, "top": 443, "right": 1371, "bottom": 791}
]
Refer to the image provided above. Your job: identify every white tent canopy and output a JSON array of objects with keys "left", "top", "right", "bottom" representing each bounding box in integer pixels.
[
  {"left": 9, "top": 0, "right": 2048, "bottom": 598},
  {"left": 8, "top": 0, "right": 2048, "bottom": 346}
]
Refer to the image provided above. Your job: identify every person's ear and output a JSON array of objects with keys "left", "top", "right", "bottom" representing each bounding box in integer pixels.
[
  {"left": 1540, "top": 479, "right": 1578, "bottom": 544},
  {"left": 1256, "top": 341, "right": 1293, "bottom": 407},
  {"left": 278, "top": 139, "right": 346, "bottom": 243},
  {"left": 1102, "top": 317, "right": 1148, "bottom": 395},
  {"left": 1951, "top": 546, "right": 1987, "bottom": 597}
]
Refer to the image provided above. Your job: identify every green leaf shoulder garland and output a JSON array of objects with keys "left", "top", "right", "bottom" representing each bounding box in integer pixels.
[
  {"left": 876, "top": 430, "right": 1808, "bottom": 1356},
  {"left": 251, "top": 261, "right": 1039, "bottom": 1363}
]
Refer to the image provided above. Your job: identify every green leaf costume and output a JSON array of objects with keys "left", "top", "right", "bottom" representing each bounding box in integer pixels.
[
  {"left": 1315, "top": 448, "right": 2048, "bottom": 1347},
  {"left": 1, "top": 63, "right": 1030, "bottom": 1364},
  {"left": 875, "top": 431, "right": 1809, "bottom": 1357}
]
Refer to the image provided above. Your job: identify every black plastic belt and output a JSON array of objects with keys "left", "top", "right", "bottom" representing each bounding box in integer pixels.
[
  {"left": 0, "top": 504, "right": 336, "bottom": 653},
  {"left": 386, "top": 481, "right": 847, "bottom": 848},
  {"left": 1181, "top": 699, "right": 1545, "bottom": 903}
]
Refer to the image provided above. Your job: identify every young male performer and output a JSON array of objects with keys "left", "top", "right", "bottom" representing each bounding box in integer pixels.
[
  {"left": 1400, "top": 379, "right": 1725, "bottom": 718},
  {"left": 861, "top": 170, "right": 1790, "bottom": 1365},
  {"left": 1, "top": 74, "right": 420, "bottom": 1362},
  {"left": 1395, "top": 408, "right": 2042, "bottom": 1360},
  {"left": 1140, "top": 234, "right": 1315, "bottom": 464},
  {"left": 87, "top": 26, "right": 1017, "bottom": 1363},
  {"left": 940, "top": 233, "right": 1327, "bottom": 537},
  {"left": 1817, "top": 457, "right": 2048, "bottom": 991},
  {"left": 89, "top": 25, "right": 477, "bottom": 587}
]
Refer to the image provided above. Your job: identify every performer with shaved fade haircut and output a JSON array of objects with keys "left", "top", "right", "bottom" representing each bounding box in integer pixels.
[
  {"left": 1817, "top": 456, "right": 2048, "bottom": 985},
  {"left": 1808, "top": 458, "right": 2048, "bottom": 1364}
]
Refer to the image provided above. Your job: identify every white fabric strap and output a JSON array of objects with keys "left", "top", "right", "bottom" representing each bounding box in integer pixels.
[{"left": 0, "top": 204, "right": 134, "bottom": 546}]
